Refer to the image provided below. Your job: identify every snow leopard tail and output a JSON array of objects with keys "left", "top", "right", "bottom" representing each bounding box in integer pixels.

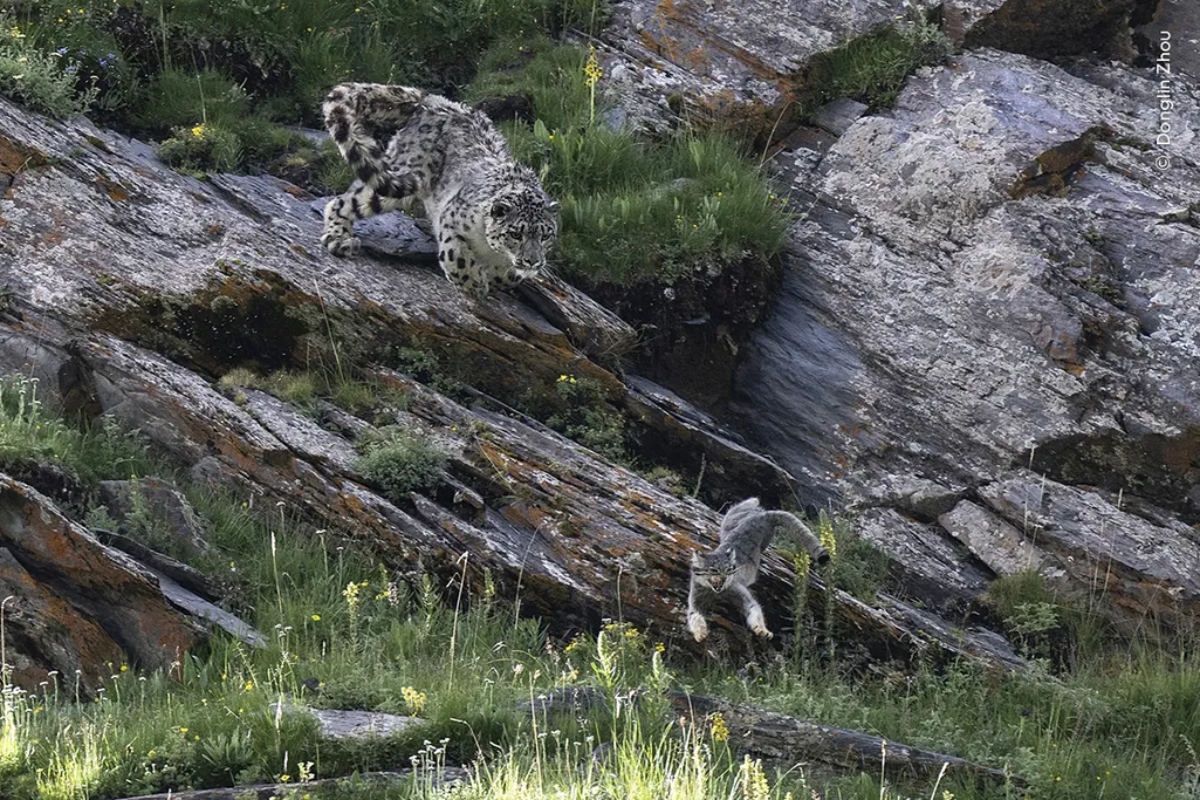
[{"left": 324, "top": 83, "right": 424, "bottom": 198}]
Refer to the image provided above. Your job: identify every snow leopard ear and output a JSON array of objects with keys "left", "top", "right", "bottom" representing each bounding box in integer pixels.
[
  {"left": 547, "top": 198, "right": 560, "bottom": 212},
  {"left": 491, "top": 200, "right": 511, "bottom": 218}
]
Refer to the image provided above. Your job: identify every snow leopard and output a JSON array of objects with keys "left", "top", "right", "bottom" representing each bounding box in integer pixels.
[
  {"left": 688, "top": 498, "right": 829, "bottom": 642},
  {"left": 321, "top": 83, "right": 559, "bottom": 297}
]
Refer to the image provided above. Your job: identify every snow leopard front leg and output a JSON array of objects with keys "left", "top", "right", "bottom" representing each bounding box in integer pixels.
[
  {"left": 322, "top": 181, "right": 414, "bottom": 257},
  {"left": 731, "top": 582, "right": 772, "bottom": 639},
  {"left": 686, "top": 560, "right": 715, "bottom": 642},
  {"left": 432, "top": 207, "right": 494, "bottom": 298}
]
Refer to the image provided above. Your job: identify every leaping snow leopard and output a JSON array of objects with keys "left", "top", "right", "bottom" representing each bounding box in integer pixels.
[{"left": 321, "top": 83, "right": 559, "bottom": 297}]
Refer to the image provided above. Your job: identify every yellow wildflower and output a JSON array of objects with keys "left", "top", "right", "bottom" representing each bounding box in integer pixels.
[
  {"left": 401, "top": 685, "right": 427, "bottom": 715},
  {"left": 709, "top": 712, "right": 729, "bottom": 742},
  {"left": 583, "top": 46, "right": 603, "bottom": 87}
]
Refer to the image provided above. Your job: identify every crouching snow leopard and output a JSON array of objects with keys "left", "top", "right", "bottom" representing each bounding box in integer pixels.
[{"left": 321, "top": 83, "right": 559, "bottom": 297}]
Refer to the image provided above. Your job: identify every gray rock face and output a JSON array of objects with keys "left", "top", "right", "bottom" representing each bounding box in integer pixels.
[
  {"left": 1, "top": 88, "right": 1022, "bottom": 683},
  {"left": 607, "top": 0, "right": 940, "bottom": 105},
  {"left": 729, "top": 46, "right": 1199, "bottom": 614}
]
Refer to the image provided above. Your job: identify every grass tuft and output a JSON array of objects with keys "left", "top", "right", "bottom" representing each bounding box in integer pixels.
[
  {"left": 355, "top": 426, "right": 448, "bottom": 500},
  {"left": 804, "top": 19, "right": 955, "bottom": 112},
  {"left": 469, "top": 38, "right": 791, "bottom": 288},
  {"left": 0, "top": 376, "right": 154, "bottom": 484}
]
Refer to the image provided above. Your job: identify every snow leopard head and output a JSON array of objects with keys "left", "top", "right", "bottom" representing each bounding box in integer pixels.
[{"left": 485, "top": 169, "right": 559, "bottom": 282}]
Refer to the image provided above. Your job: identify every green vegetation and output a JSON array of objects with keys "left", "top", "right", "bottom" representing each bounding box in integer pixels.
[
  {"left": 0, "top": 23, "right": 96, "bottom": 118},
  {"left": 1, "top": 0, "right": 603, "bottom": 176},
  {"left": 0, "top": 376, "right": 153, "bottom": 484},
  {"left": 218, "top": 366, "right": 408, "bottom": 417},
  {"left": 356, "top": 425, "right": 448, "bottom": 499},
  {"left": 802, "top": 20, "right": 954, "bottom": 113},
  {"left": 542, "top": 372, "right": 626, "bottom": 461},
  {"left": 469, "top": 38, "right": 792, "bottom": 286}
]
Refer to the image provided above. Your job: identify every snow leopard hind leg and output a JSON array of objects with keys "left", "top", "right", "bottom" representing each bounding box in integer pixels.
[{"left": 321, "top": 184, "right": 411, "bottom": 257}]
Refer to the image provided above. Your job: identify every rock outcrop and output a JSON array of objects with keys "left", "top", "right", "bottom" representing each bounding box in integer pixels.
[
  {"left": 722, "top": 30, "right": 1200, "bottom": 618},
  {"left": 0, "top": 475, "right": 202, "bottom": 694},
  {"left": 0, "top": 87, "right": 1026, "bottom": 689},
  {"left": 597, "top": 0, "right": 1199, "bottom": 633}
]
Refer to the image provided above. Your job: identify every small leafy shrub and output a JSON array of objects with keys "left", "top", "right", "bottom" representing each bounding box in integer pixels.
[
  {"left": 544, "top": 373, "right": 626, "bottom": 461},
  {"left": 140, "top": 68, "right": 310, "bottom": 174},
  {"left": 823, "top": 515, "right": 888, "bottom": 600},
  {"left": 986, "top": 570, "right": 1072, "bottom": 660},
  {"left": 157, "top": 121, "right": 243, "bottom": 173},
  {"left": 0, "top": 22, "right": 96, "bottom": 117},
  {"left": 20, "top": 1, "right": 139, "bottom": 121},
  {"left": 390, "top": 346, "right": 462, "bottom": 397},
  {"left": 356, "top": 426, "right": 447, "bottom": 499}
]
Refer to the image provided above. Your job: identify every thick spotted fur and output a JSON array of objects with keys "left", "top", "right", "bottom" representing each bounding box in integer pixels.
[{"left": 321, "top": 83, "right": 558, "bottom": 297}]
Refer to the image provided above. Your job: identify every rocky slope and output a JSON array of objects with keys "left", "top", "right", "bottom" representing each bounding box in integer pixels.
[{"left": 0, "top": 0, "right": 1196, "bottom": 694}]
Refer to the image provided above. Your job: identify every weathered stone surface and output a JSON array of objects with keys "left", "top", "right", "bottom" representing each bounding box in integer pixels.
[
  {"left": 939, "top": 499, "right": 1045, "bottom": 575},
  {"left": 97, "top": 527, "right": 224, "bottom": 601},
  {"left": 274, "top": 703, "right": 422, "bottom": 740},
  {"left": 0, "top": 474, "right": 202, "bottom": 693},
  {"left": 729, "top": 47, "right": 1200, "bottom": 625},
  {"left": 856, "top": 508, "right": 991, "bottom": 606},
  {"left": 605, "top": 0, "right": 940, "bottom": 107},
  {"left": 1135, "top": 0, "right": 1198, "bottom": 81},
  {"left": 978, "top": 472, "right": 1200, "bottom": 621},
  {"left": 623, "top": 375, "right": 798, "bottom": 507},
  {"left": 152, "top": 569, "right": 266, "bottom": 649},
  {"left": 600, "top": 0, "right": 1148, "bottom": 144}
]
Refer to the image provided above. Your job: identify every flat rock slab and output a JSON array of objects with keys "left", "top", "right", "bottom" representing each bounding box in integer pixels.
[
  {"left": 978, "top": 471, "right": 1200, "bottom": 621},
  {"left": 300, "top": 191, "right": 437, "bottom": 260},
  {"left": 152, "top": 569, "right": 267, "bottom": 649},
  {"left": 273, "top": 703, "right": 423, "bottom": 740}
]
